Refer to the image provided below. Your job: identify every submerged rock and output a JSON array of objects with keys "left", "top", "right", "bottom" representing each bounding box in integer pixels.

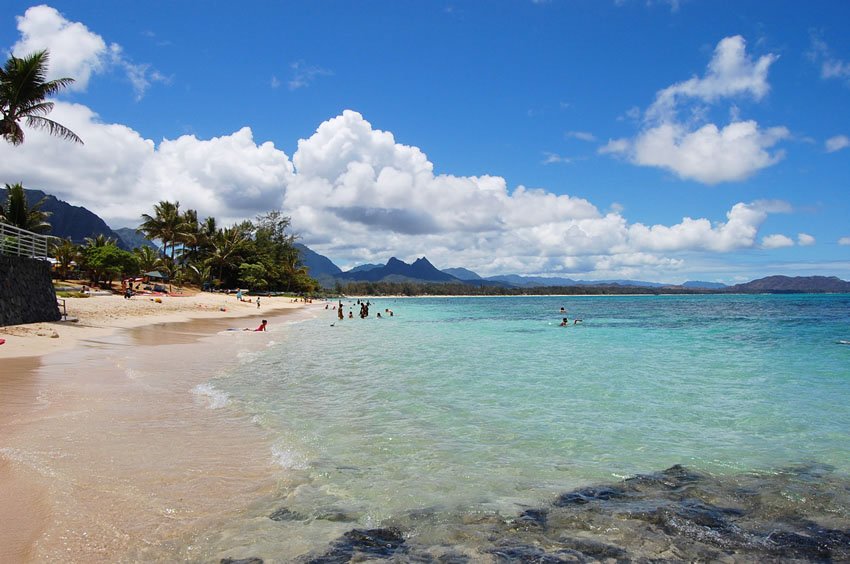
[
  {"left": 299, "top": 527, "right": 407, "bottom": 563},
  {"left": 290, "top": 464, "right": 850, "bottom": 563},
  {"left": 553, "top": 486, "right": 626, "bottom": 507},
  {"left": 269, "top": 507, "right": 304, "bottom": 521}
]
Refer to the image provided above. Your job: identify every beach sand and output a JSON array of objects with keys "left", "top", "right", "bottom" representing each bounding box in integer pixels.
[
  {"left": 0, "top": 291, "right": 303, "bottom": 360},
  {"left": 0, "top": 293, "right": 315, "bottom": 562}
]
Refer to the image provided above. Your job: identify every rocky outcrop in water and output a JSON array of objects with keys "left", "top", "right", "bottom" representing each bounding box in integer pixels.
[
  {"left": 298, "top": 527, "right": 407, "bottom": 563},
  {"left": 288, "top": 464, "right": 850, "bottom": 563}
]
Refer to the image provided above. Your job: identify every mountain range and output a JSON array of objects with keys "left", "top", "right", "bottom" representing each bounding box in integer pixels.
[
  {"left": 21, "top": 189, "right": 129, "bottom": 248},
  {"left": 12, "top": 188, "right": 850, "bottom": 293}
]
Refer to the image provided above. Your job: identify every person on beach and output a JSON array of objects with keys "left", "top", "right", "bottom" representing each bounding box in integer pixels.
[
  {"left": 254, "top": 320, "right": 267, "bottom": 332},
  {"left": 236, "top": 289, "right": 242, "bottom": 301},
  {"left": 256, "top": 296, "right": 261, "bottom": 309}
]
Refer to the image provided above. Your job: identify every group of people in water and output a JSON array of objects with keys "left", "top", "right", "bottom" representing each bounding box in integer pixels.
[
  {"left": 558, "top": 306, "right": 582, "bottom": 326},
  {"left": 326, "top": 299, "right": 394, "bottom": 321}
]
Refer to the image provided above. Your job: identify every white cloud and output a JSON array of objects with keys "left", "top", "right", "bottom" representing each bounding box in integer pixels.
[
  {"left": 809, "top": 33, "right": 850, "bottom": 83},
  {"left": 647, "top": 36, "right": 777, "bottom": 122},
  {"left": 12, "top": 5, "right": 165, "bottom": 99},
  {"left": 605, "top": 35, "right": 787, "bottom": 184},
  {"left": 0, "top": 102, "right": 293, "bottom": 226},
  {"left": 566, "top": 131, "right": 596, "bottom": 142},
  {"left": 629, "top": 121, "right": 789, "bottom": 184},
  {"left": 797, "top": 233, "right": 815, "bottom": 246},
  {"left": 0, "top": 107, "right": 795, "bottom": 278},
  {"left": 761, "top": 234, "right": 794, "bottom": 249},
  {"left": 288, "top": 61, "right": 332, "bottom": 90},
  {"left": 839, "top": 237, "right": 850, "bottom": 246},
  {"left": 542, "top": 152, "right": 572, "bottom": 164},
  {"left": 825, "top": 135, "right": 850, "bottom": 153}
]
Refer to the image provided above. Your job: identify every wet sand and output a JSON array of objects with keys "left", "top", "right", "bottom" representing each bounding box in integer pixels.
[{"left": 0, "top": 305, "right": 315, "bottom": 562}]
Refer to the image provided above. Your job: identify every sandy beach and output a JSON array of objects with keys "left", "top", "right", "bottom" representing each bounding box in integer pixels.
[
  {"left": 0, "top": 292, "right": 315, "bottom": 562},
  {"left": 0, "top": 291, "right": 304, "bottom": 361}
]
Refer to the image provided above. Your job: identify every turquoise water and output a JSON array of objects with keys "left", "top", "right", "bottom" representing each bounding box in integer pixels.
[{"left": 209, "top": 294, "right": 850, "bottom": 526}]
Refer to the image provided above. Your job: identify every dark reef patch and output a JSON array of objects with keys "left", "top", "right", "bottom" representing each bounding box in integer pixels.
[
  {"left": 298, "top": 527, "right": 407, "bottom": 563},
  {"left": 263, "top": 464, "right": 850, "bottom": 562}
]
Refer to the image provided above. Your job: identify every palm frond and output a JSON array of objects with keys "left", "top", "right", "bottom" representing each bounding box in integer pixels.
[{"left": 25, "top": 116, "right": 84, "bottom": 144}]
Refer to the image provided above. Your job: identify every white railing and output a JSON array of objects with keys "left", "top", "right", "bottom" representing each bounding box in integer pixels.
[{"left": 0, "top": 222, "right": 59, "bottom": 258}]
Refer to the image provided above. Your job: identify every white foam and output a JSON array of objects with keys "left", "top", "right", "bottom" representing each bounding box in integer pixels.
[
  {"left": 236, "top": 350, "right": 260, "bottom": 363},
  {"left": 191, "top": 383, "right": 230, "bottom": 409},
  {"left": 271, "top": 444, "right": 309, "bottom": 470}
]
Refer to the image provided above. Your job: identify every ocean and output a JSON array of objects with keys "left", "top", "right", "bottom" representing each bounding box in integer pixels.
[{"left": 181, "top": 294, "right": 850, "bottom": 562}]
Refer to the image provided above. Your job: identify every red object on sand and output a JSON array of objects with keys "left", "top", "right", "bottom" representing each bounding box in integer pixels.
[{"left": 0, "top": 338, "right": 5, "bottom": 345}]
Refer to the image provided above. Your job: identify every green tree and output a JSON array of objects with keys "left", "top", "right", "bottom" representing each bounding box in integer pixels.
[
  {"left": 238, "top": 262, "right": 268, "bottom": 290},
  {"left": 84, "top": 233, "right": 116, "bottom": 248},
  {"left": 139, "top": 201, "right": 191, "bottom": 263},
  {"left": 207, "top": 225, "right": 248, "bottom": 285},
  {"left": 0, "top": 50, "right": 82, "bottom": 145},
  {"left": 82, "top": 244, "right": 138, "bottom": 287},
  {"left": 0, "top": 182, "right": 52, "bottom": 233},
  {"left": 133, "top": 245, "right": 162, "bottom": 273},
  {"left": 53, "top": 238, "right": 79, "bottom": 280}
]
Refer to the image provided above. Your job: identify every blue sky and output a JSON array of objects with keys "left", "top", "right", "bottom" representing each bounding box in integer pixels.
[{"left": 1, "top": 1, "right": 848, "bottom": 283}]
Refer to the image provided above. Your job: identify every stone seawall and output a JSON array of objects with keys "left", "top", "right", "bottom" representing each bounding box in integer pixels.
[{"left": 0, "top": 256, "right": 61, "bottom": 326}]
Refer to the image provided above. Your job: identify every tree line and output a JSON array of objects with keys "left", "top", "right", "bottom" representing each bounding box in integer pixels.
[
  {"left": 1, "top": 189, "right": 318, "bottom": 293},
  {"left": 333, "top": 280, "right": 718, "bottom": 297}
]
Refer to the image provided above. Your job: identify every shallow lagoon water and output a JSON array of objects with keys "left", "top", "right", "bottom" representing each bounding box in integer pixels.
[{"left": 183, "top": 295, "right": 850, "bottom": 561}]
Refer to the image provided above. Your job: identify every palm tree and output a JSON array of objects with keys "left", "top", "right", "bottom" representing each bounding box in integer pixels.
[
  {"left": 207, "top": 225, "right": 248, "bottom": 284},
  {"left": 53, "top": 238, "right": 79, "bottom": 280},
  {"left": 0, "top": 50, "right": 82, "bottom": 145},
  {"left": 83, "top": 233, "right": 116, "bottom": 248},
  {"left": 0, "top": 182, "right": 52, "bottom": 233},
  {"left": 139, "top": 201, "right": 191, "bottom": 263},
  {"left": 181, "top": 208, "right": 201, "bottom": 261},
  {"left": 133, "top": 245, "right": 162, "bottom": 273}
]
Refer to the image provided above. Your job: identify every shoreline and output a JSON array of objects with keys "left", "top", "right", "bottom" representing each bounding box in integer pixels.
[
  {"left": 0, "top": 291, "right": 309, "bottom": 361},
  {"left": 0, "top": 297, "right": 321, "bottom": 562}
]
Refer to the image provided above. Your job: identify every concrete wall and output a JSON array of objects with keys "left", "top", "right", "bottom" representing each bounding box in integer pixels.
[{"left": 0, "top": 256, "right": 61, "bottom": 326}]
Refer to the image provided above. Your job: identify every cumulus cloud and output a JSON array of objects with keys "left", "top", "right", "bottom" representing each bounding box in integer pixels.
[
  {"left": 647, "top": 36, "right": 777, "bottom": 121},
  {"left": 761, "top": 234, "right": 794, "bottom": 249},
  {"left": 797, "top": 233, "right": 815, "bottom": 246},
  {"left": 603, "top": 35, "right": 788, "bottom": 184},
  {"left": 825, "top": 135, "right": 850, "bottom": 153},
  {"left": 839, "top": 237, "right": 850, "bottom": 246},
  {"left": 0, "top": 107, "right": 794, "bottom": 278},
  {"left": 12, "top": 4, "right": 165, "bottom": 99},
  {"left": 627, "top": 121, "right": 788, "bottom": 184},
  {"left": 0, "top": 102, "right": 293, "bottom": 226}
]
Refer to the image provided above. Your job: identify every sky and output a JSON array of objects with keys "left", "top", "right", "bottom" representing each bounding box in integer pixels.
[{"left": 1, "top": 1, "right": 848, "bottom": 283}]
